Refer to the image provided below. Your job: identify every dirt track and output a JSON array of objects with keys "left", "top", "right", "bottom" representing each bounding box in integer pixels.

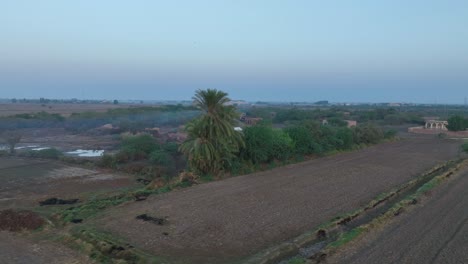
[
  {"left": 95, "top": 136, "right": 461, "bottom": 263},
  {"left": 332, "top": 166, "right": 468, "bottom": 264}
]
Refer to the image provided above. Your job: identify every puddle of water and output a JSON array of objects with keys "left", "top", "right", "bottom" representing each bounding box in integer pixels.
[
  {"left": 66, "top": 149, "right": 104, "bottom": 157},
  {"left": 31, "top": 147, "right": 51, "bottom": 151},
  {"left": 0, "top": 145, "right": 41, "bottom": 150}
]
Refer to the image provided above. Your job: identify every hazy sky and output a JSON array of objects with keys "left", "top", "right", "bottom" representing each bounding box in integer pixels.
[{"left": 1, "top": 1, "right": 467, "bottom": 103}]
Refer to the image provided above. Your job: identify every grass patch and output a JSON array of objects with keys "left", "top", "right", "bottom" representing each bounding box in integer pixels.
[
  {"left": 328, "top": 226, "right": 365, "bottom": 248},
  {"left": 288, "top": 256, "right": 307, "bottom": 264},
  {"left": 56, "top": 180, "right": 190, "bottom": 224},
  {"left": 65, "top": 227, "right": 164, "bottom": 264},
  {"left": 58, "top": 194, "right": 132, "bottom": 223},
  {"left": 199, "top": 174, "right": 215, "bottom": 182}
]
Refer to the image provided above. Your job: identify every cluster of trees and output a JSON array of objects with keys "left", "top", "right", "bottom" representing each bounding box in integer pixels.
[
  {"left": 240, "top": 122, "right": 389, "bottom": 166},
  {"left": 447, "top": 115, "right": 468, "bottom": 131},
  {"left": 244, "top": 106, "right": 424, "bottom": 126},
  {"left": 100, "top": 133, "right": 182, "bottom": 179},
  {"left": 0, "top": 106, "right": 200, "bottom": 133},
  {"left": 178, "top": 89, "right": 395, "bottom": 177}
]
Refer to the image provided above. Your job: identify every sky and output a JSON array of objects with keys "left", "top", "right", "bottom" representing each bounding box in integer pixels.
[{"left": 1, "top": 0, "right": 467, "bottom": 103}]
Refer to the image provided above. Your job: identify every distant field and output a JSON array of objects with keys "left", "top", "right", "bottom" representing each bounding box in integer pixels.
[
  {"left": 0, "top": 157, "right": 135, "bottom": 209},
  {"left": 0, "top": 103, "right": 134, "bottom": 117}
]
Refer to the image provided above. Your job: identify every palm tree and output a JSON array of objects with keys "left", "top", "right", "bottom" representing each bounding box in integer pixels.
[{"left": 180, "top": 89, "right": 244, "bottom": 175}]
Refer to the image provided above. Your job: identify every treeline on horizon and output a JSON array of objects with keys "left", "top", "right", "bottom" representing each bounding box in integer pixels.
[
  {"left": 0, "top": 105, "right": 200, "bottom": 132},
  {"left": 2, "top": 103, "right": 467, "bottom": 133}
]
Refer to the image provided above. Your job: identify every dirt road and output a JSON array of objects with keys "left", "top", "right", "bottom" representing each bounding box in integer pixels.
[
  {"left": 332, "top": 167, "right": 468, "bottom": 264},
  {"left": 95, "top": 136, "right": 461, "bottom": 263}
]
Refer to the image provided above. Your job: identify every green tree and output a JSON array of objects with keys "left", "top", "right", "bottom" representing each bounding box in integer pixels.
[
  {"left": 117, "top": 133, "right": 158, "bottom": 161},
  {"left": 242, "top": 125, "right": 274, "bottom": 163},
  {"left": 461, "top": 142, "right": 468, "bottom": 153},
  {"left": 447, "top": 115, "right": 468, "bottom": 131},
  {"left": 179, "top": 89, "right": 244, "bottom": 175},
  {"left": 284, "top": 125, "right": 317, "bottom": 155},
  {"left": 353, "top": 124, "right": 384, "bottom": 145},
  {"left": 2, "top": 132, "right": 22, "bottom": 154},
  {"left": 242, "top": 125, "right": 293, "bottom": 163},
  {"left": 336, "top": 127, "right": 354, "bottom": 150}
]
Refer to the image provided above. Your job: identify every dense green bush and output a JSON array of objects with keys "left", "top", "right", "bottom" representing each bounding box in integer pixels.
[
  {"left": 242, "top": 125, "right": 293, "bottom": 164},
  {"left": 447, "top": 115, "right": 468, "bottom": 131},
  {"left": 462, "top": 142, "right": 468, "bottom": 153},
  {"left": 384, "top": 129, "right": 398, "bottom": 139},
  {"left": 118, "top": 133, "right": 159, "bottom": 161},
  {"left": 22, "top": 148, "right": 63, "bottom": 159},
  {"left": 149, "top": 149, "right": 173, "bottom": 167},
  {"left": 99, "top": 154, "right": 117, "bottom": 168},
  {"left": 352, "top": 124, "right": 384, "bottom": 145},
  {"left": 284, "top": 126, "right": 317, "bottom": 155}
]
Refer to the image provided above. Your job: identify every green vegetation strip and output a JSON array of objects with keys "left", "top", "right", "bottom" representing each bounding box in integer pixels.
[
  {"left": 245, "top": 160, "right": 464, "bottom": 264},
  {"left": 62, "top": 227, "right": 165, "bottom": 264},
  {"left": 56, "top": 183, "right": 186, "bottom": 224}
]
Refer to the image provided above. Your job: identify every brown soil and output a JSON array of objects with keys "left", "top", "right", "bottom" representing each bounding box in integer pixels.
[
  {"left": 0, "top": 157, "right": 136, "bottom": 209},
  {"left": 0, "top": 231, "right": 91, "bottom": 264},
  {"left": 95, "top": 136, "right": 461, "bottom": 264},
  {"left": 331, "top": 165, "right": 468, "bottom": 264},
  {"left": 0, "top": 209, "right": 45, "bottom": 232}
]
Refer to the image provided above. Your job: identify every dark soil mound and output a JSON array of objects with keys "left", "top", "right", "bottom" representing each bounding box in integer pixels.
[
  {"left": 0, "top": 209, "right": 45, "bottom": 231},
  {"left": 136, "top": 214, "right": 166, "bottom": 225},
  {"left": 39, "top": 197, "right": 79, "bottom": 206}
]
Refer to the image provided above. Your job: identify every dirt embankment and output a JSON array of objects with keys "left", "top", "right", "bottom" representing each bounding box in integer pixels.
[
  {"left": 331, "top": 166, "right": 468, "bottom": 264},
  {"left": 95, "top": 136, "right": 461, "bottom": 264}
]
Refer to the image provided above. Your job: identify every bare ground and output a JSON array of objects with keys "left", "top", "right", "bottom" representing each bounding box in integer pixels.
[
  {"left": 94, "top": 136, "right": 461, "bottom": 264},
  {"left": 0, "top": 157, "right": 138, "bottom": 264},
  {"left": 0, "top": 231, "right": 91, "bottom": 264},
  {"left": 0, "top": 157, "right": 135, "bottom": 209},
  {"left": 330, "top": 165, "right": 468, "bottom": 264}
]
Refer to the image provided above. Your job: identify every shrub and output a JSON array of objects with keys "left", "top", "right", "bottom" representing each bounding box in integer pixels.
[
  {"left": 462, "top": 142, "right": 468, "bottom": 153},
  {"left": 353, "top": 124, "right": 384, "bottom": 145},
  {"left": 118, "top": 133, "right": 159, "bottom": 161},
  {"left": 384, "top": 129, "right": 398, "bottom": 139},
  {"left": 242, "top": 125, "right": 293, "bottom": 163},
  {"left": 336, "top": 127, "right": 354, "bottom": 150},
  {"left": 285, "top": 125, "right": 317, "bottom": 155},
  {"left": 447, "top": 115, "right": 468, "bottom": 131},
  {"left": 149, "top": 150, "right": 173, "bottom": 167},
  {"left": 21, "top": 148, "right": 63, "bottom": 159},
  {"left": 99, "top": 154, "right": 116, "bottom": 168}
]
